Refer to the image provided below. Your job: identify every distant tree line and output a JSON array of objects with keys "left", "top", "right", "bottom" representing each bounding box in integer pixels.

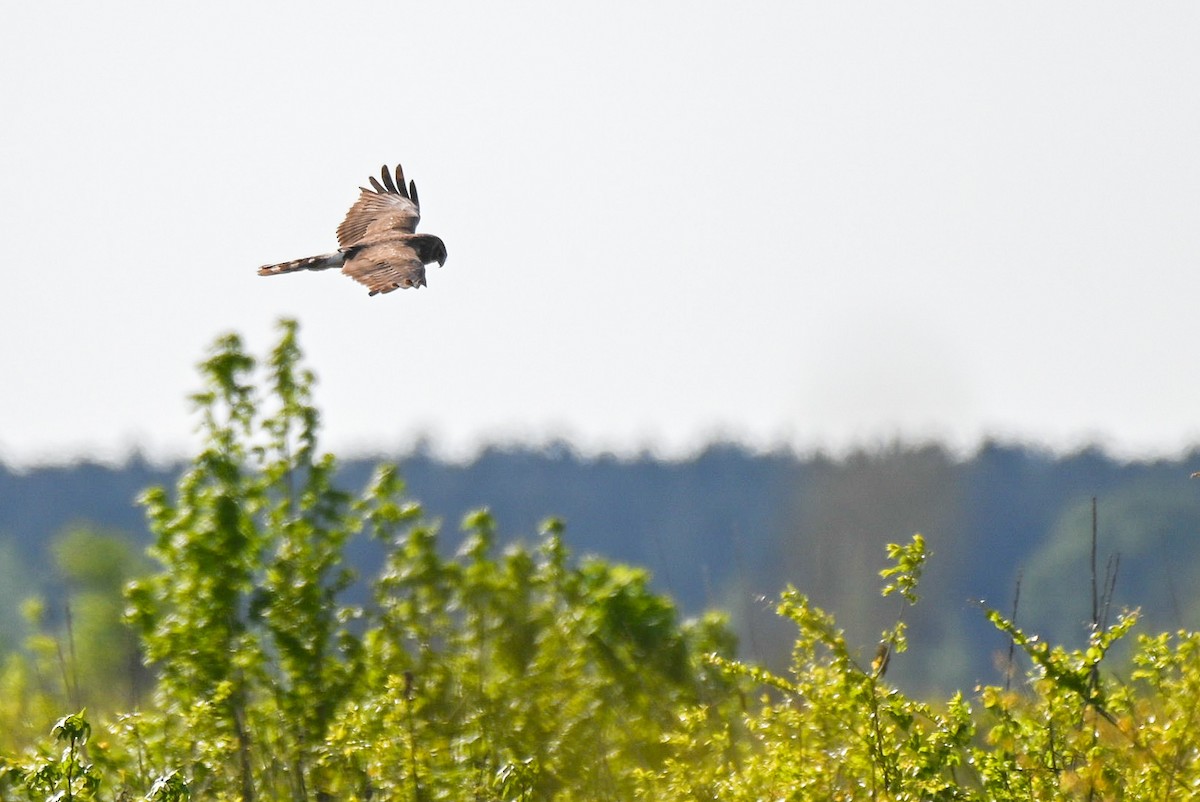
[{"left": 3, "top": 415, "right": 1200, "bottom": 693}]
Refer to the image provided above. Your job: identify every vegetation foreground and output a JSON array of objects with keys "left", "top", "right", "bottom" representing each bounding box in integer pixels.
[{"left": 2, "top": 321, "right": 1199, "bottom": 801}]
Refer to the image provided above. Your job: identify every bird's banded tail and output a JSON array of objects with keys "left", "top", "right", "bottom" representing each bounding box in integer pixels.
[{"left": 258, "top": 252, "right": 345, "bottom": 276}]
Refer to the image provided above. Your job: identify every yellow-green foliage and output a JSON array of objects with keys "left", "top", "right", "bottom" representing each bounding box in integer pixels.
[{"left": 3, "top": 321, "right": 1200, "bottom": 801}]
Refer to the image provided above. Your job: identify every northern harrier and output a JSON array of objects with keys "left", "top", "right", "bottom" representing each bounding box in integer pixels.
[{"left": 259, "top": 164, "right": 447, "bottom": 296}]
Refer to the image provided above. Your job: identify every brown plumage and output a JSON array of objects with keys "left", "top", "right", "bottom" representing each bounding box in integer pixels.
[{"left": 258, "top": 164, "right": 448, "bottom": 296}]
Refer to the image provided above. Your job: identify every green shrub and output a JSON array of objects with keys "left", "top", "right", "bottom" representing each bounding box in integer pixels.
[{"left": 4, "top": 320, "right": 1200, "bottom": 801}]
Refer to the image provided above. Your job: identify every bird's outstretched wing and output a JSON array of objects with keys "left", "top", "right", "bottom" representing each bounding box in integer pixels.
[
  {"left": 337, "top": 164, "right": 423, "bottom": 248},
  {"left": 342, "top": 241, "right": 427, "bottom": 296}
]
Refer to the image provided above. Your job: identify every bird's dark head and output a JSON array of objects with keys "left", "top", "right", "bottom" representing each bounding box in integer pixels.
[{"left": 410, "top": 234, "right": 448, "bottom": 267}]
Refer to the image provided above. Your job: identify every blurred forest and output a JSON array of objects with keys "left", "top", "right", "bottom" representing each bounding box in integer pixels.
[{"left": 3, "top": 440, "right": 1200, "bottom": 694}]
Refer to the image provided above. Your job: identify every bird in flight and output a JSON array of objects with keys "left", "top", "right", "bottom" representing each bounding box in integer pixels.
[{"left": 259, "top": 164, "right": 447, "bottom": 296}]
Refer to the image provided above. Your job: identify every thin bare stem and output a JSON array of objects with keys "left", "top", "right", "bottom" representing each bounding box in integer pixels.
[
  {"left": 1090, "top": 497, "right": 1099, "bottom": 634},
  {"left": 1005, "top": 571, "right": 1022, "bottom": 693}
]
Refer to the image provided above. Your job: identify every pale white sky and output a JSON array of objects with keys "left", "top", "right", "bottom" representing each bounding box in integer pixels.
[{"left": 3, "top": 2, "right": 1200, "bottom": 466}]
